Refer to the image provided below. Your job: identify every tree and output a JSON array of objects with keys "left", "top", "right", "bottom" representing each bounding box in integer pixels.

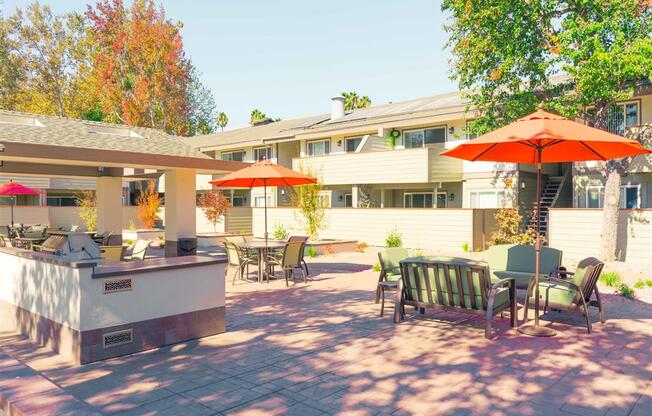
[
  {"left": 216, "top": 111, "right": 229, "bottom": 132},
  {"left": 442, "top": 0, "right": 652, "bottom": 261},
  {"left": 4, "top": 2, "right": 94, "bottom": 117},
  {"left": 0, "top": 18, "right": 23, "bottom": 110},
  {"left": 290, "top": 166, "right": 327, "bottom": 239},
  {"left": 489, "top": 209, "right": 535, "bottom": 246},
  {"left": 341, "top": 91, "right": 371, "bottom": 111},
  {"left": 198, "top": 190, "right": 231, "bottom": 232},
  {"left": 136, "top": 180, "right": 162, "bottom": 229},
  {"left": 186, "top": 66, "right": 216, "bottom": 135},
  {"left": 86, "top": 0, "right": 192, "bottom": 134},
  {"left": 249, "top": 109, "right": 267, "bottom": 125},
  {"left": 75, "top": 190, "right": 97, "bottom": 232}
]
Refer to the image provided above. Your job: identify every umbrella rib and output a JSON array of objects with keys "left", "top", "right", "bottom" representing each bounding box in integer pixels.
[
  {"left": 578, "top": 141, "right": 607, "bottom": 161},
  {"left": 471, "top": 143, "right": 499, "bottom": 161}
]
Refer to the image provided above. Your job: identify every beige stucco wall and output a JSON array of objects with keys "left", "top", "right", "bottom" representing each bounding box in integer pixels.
[
  {"left": 548, "top": 208, "right": 652, "bottom": 267},
  {"left": 253, "top": 207, "right": 475, "bottom": 251}
]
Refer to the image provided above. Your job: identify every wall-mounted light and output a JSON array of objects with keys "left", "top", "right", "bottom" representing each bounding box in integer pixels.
[
  {"left": 337, "top": 140, "right": 342, "bottom": 147},
  {"left": 338, "top": 195, "right": 343, "bottom": 202},
  {"left": 449, "top": 193, "right": 454, "bottom": 201},
  {"left": 98, "top": 166, "right": 105, "bottom": 173},
  {"left": 521, "top": 181, "right": 526, "bottom": 189},
  {"left": 0, "top": 161, "right": 4, "bottom": 168},
  {"left": 448, "top": 126, "right": 455, "bottom": 136}
]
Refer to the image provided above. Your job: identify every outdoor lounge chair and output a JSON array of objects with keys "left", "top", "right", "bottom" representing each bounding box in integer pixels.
[
  {"left": 376, "top": 247, "right": 409, "bottom": 317},
  {"left": 488, "top": 243, "right": 562, "bottom": 289},
  {"left": 267, "top": 241, "right": 307, "bottom": 286},
  {"left": 395, "top": 257, "right": 517, "bottom": 339},
  {"left": 100, "top": 245, "right": 127, "bottom": 261},
  {"left": 524, "top": 257, "right": 605, "bottom": 333},
  {"left": 224, "top": 241, "right": 257, "bottom": 285},
  {"left": 130, "top": 240, "right": 150, "bottom": 261}
]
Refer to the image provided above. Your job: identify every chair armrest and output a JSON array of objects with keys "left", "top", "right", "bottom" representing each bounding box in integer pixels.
[
  {"left": 542, "top": 276, "right": 581, "bottom": 290},
  {"left": 491, "top": 277, "right": 515, "bottom": 290},
  {"left": 550, "top": 267, "right": 574, "bottom": 278}
]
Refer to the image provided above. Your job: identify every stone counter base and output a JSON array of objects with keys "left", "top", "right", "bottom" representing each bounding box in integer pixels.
[{"left": 0, "top": 299, "right": 225, "bottom": 365}]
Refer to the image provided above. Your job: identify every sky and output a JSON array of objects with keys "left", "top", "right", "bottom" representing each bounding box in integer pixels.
[{"left": 3, "top": 0, "right": 457, "bottom": 129}]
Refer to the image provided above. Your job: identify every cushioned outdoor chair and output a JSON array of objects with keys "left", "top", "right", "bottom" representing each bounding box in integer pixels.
[
  {"left": 224, "top": 241, "right": 257, "bottom": 285},
  {"left": 376, "top": 247, "right": 409, "bottom": 317},
  {"left": 100, "top": 245, "right": 127, "bottom": 261},
  {"left": 267, "top": 241, "right": 307, "bottom": 286},
  {"left": 130, "top": 240, "right": 150, "bottom": 261},
  {"left": 524, "top": 257, "right": 605, "bottom": 333},
  {"left": 488, "top": 244, "right": 562, "bottom": 289},
  {"left": 288, "top": 235, "right": 310, "bottom": 276},
  {"left": 395, "top": 257, "right": 517, "bottom": 339}
]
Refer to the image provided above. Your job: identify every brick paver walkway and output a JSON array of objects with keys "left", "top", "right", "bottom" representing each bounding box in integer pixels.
[{"left": 0, "top": 251, "right": 650, "bottom": 415}]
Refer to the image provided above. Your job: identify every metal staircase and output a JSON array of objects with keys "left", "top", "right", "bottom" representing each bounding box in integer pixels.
[{"left": 527, "top": 171, "right": 569, "bottom": 238}]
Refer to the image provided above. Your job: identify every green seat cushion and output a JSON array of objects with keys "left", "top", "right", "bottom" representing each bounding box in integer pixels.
[
  {"left": 385, "top": 271, "right": 401, "bottom": 282},
  {"left": 492, "top": 271, "right": 534, "bottom": 289},
  {"left": 492, "top": 287, "right": 511, "bottom": 310},
  {"left": 537, "top": 280, "right": 577, "bottom": 306}
]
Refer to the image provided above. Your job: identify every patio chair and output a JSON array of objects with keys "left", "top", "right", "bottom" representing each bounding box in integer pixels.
[
  {"left": 100, "top": 245, "right": 127, "bottom": 261},
  {"left": 130, "top": 240, "right": 151, "bottom": 261},
  {"left": 288, "top": 235, "right": 310, "bottom": 275},
  {"left": 395, "top": 257, "right": 517, "bottom": 339},
  {"left": 376, "top": 247, "right": 409, "bottom": 317},
  {"left": 488, "top": 243, "right": 562, "bottom": 289},
  {"left": 93, "top": 231, "right": 113, "bottom": 246},
  {"left": 224, "top": 241, "right": 257, "bottom": 285},
  {"left": 267, "top": 241, "right": 307, "bottom": 286},
  {"left": 524, "top": 257, "right": 605, "bottom": 333}
]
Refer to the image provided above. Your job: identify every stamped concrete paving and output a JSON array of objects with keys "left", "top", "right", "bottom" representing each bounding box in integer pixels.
[{"left": 0, "top": 251, "right": 650, "bottom": 415}]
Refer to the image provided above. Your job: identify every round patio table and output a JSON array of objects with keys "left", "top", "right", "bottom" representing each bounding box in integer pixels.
[{"left": 237, "top": 240, "right": 286, "bottom": 283}]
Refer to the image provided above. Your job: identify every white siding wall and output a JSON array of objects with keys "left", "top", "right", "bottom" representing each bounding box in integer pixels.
[
  {"left": 548, "top": 209, "right": 652, "bottom": 267},
  {"left": 252, "top": 207, "right": 474, "bottom": 251}
]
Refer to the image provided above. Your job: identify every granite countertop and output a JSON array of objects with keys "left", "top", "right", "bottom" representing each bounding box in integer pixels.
[
  {"left": 92, "top": 255, "right": 227, "bottom": 278},
  {"left": 0, "top": 246, "right": 98, "bottom": 268}
]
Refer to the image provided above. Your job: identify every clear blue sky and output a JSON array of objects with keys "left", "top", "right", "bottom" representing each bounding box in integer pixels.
[{"left": 4, "top": 0, "right": 456, "bottom": 129}]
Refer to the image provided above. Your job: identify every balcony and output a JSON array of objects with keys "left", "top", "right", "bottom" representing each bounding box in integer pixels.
[{"left": 292, "top": 146, "right": 462, "bottom": 185}]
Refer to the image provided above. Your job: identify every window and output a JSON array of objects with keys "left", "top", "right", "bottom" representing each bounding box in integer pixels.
[
  {"left": 221, "top": 150, "right": 245, "bottom": 162},
  {"left": 404, "top": 192, "right": 434, "bottom": 208},
  {"left": 227, "top": 195, "right": 246, "bottom": 207},
  {"left": 588, "top": 102, "right": 639, "bottom": 135},
  {"left": 345, "top": 137, "right": 362, "bottom": 153},
  {"left": 585, "top": 185, "right": 640, "bottom": 209},
  {"left": 307, "top": 139, "right": 331, "bottom": 157},
  {"left": 254, "top": 195, "right": 272, "bottom": 207},
  {"left": 317, "top": 191, "right": 331, "bottom": 208},
  {"left": 469, "top": 190, "right": 506, "bottom": 208},
  {"left": 253, "top": 146, "right": 272, "bottom": 161},
  {"left": 403, "top": 127, "right": 446, "bottom": 148}
]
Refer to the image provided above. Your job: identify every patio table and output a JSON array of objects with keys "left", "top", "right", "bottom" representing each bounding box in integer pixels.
[{"left": 237, "top": 240, "right": 286, "bottom": 283}]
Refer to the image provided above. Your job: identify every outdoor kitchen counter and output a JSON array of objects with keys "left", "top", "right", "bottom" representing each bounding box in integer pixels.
[
  {"left": 92, "top": 255, "right": 227, "bottom": 278},
  {"left": 0, "top": 246, "right": 97, "bottom": 268}
]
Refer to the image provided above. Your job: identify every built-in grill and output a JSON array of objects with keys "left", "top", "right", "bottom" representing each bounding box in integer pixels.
[{"left": 39, "top": 232, "right": 101, "bottom": 261}]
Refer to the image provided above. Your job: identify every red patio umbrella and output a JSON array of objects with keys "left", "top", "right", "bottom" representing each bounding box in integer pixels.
[
  {"left": 0, "top": 181, "right": 42, "bottom": 227},
  {"left": 442, "top": 106, "right": 651, "bottom": 337},
  {"left": 209, "top": 158, "right": 317, "bottom": 268}
]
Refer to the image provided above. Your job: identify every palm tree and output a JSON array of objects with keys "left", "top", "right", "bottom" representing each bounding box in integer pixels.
[
  {"left": 216, "top": 112, "right": 228, "bottom": 131},
  {"left": 249, "top": 109, "right": 267, "bottom": 125},
  {"left": 342, "top": 91, "right": 371, "bottom": 111}
]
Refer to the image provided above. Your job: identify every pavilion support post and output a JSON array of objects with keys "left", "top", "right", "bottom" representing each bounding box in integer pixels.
[
  {"left": 96, "top": 177, "right": 123, "bottom": 244},
  {"left": 164, "top": 169, "right": 197, "bottom": 257}
]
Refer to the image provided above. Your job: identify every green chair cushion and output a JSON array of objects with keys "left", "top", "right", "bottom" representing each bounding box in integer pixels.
[
  {"left": 492, "top": 271, "right": 534, "bottom": 289},
  {"left": 488, "top": 244, "right": 562, "bottom": 276},
  {"left": 385, "top": 271, "right": 401, "bottom": 282},
  {"left": 537, "top": 280, "right": 577, "bottom": 306}
]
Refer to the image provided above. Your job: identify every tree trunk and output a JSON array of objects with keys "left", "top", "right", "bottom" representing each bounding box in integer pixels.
[{"left": 600, "top": 166, "right": 621, "bottom": 261}]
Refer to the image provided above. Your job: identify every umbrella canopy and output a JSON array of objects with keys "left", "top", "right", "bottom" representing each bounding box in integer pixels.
[
  {"left": 0, "top": 181, "right": 41, "bottom": 196},
  {"left": 441, "top": 108, "right": 651, "bottom": 162},
  {"left": 441, "top": 107, "right": 651, "bottom": 337},
  {"left": 209, "top": 159, "right": 317, "bottom": 188}
]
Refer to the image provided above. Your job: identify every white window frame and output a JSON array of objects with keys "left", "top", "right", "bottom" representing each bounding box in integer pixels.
[
  {"left": 254, "top": 195, "right": 273, "bottom": 207},
  {"left": 344, "top": 136, "right": 362, "bottom": 153},
  {"left": 404, "top": 192, "right": 435, "bottom": 208},
  {"left": 253, "top": 146, "right": 272, "bottom": 161},
  {"left": 468, "top": 190, "right": 506, "bottom": 208},
  {"left": 221, "top": 150, "right": 246, "bottom": 162},
  {"left": 402, "top": 126, "right": 448, "bottom": 149},
  {"left": 587, "top": 100, "right": 640, "bottom": 135},
  {"left": 344, "top": 193, "right": 353, "bottom": 208},
  {"left": 585, "top": 184, "right": 641, "bottom": 209},
  {"left": 307, "top": 139, "right": 331, "bottom": 157}
]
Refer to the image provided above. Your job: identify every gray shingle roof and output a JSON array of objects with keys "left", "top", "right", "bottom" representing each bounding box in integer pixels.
[{"left": 0, "top": 109, "right": 212, "bottom": 159}]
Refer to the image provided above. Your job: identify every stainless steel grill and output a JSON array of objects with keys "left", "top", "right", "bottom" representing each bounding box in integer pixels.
[{"left": 40, "top": 232, "right": 101, "bottom": 261}]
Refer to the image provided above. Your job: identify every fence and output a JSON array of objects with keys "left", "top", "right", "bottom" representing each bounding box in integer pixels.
[
  {"left": 252, "top": 207, "right": 493, "bottom": 251},
  {"left": 548, "top": 208, "right": 652, "bottom": 268}
]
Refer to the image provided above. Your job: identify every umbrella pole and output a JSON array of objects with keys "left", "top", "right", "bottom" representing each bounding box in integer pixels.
[
  {"left": 10, "top": 196, "right": 14, "bottom": 227},
  {"left": 263, "top": 179, "right": 269, "bottom": 282},
  {"left": 519, "top": 146, "right": 556, "bottom": 337}
]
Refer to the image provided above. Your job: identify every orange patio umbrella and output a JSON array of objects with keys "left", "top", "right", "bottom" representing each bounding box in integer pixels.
[
  {"left": 0, "top": 180, "right": 42, "bottom": 227},
  {"left": 209, "top": 158, "right": 317, "bottom": 245},
  {"left": 442, "top": 106, "right": 651, "bottom": 337}
]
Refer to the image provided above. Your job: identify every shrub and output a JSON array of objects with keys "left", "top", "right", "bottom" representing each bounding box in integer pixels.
[
  {"left": 305, "top": 246, "right": 318, "bottom": 258},
  {"left": 385, "top": 227, "right": 402, "bottom": 247},
  {"left": 357, "top": 242, "right": 368, "bottom": 252},
  {"left": 128, "top": 219, "right": 137, "bottom": 230},
  {"left": 198, "top": 191, "right": 231, "bottom": 232},
  {"left": 412, "top": 249, "right": 424, "bottom": 257},
  {"left": 633, "top": 279, "right": 652, "bottom": 289},
  {"left": 599, "top": 271, "right": 621, "bottom": 288},
  {"left": 125, "top": 239, "right": 134, "bottom": 246},
  {"left": 618, "top": 283, "right": 635, "bottom": 299},
  {"left": 490, "top": 208, "right": 535, "bottom": 245},
  {"left": 290, "top": 166, "right": 327, "bottom": 239},
  {"left": 462, "top": 242, "right": 469, "bottom": 252},
  {"left": 75, "top": 190, "right": 96, "bottom": 232},
  {"left": 136, "top": 180, "right": 162, "bottom": 229},
  {"left": 273, "top": 222, "right": 289, "bottom": 240},
  {"left": 372, "top": 263, "right": 381, "bottom": 272},
  {"left": 324, "top": 245, "right": 334, "bottom": 256}
]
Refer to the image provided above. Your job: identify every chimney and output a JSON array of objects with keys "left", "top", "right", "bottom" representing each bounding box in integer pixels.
[{"left": 330, "top": 95, "right": 345, "bottom": 121}]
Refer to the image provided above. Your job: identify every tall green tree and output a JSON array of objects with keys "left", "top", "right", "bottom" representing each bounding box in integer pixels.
[
  {"left": 186, "top": 67, "right": 216, "bottom": 135},
  {"left": 443, "top": 0, "right": 652, "bottom": 261},
  {"left": 249, "top": 108, "right": 267, "bottom": 125},
  {"left": 342, "top": 91, "right": 371, "bottom": 110},
  {"left": 216, "top": 111, "right": 229, "bottom": 131},
  {"left": 0, "top": 17, "right": 23, "bottom": 110}
]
